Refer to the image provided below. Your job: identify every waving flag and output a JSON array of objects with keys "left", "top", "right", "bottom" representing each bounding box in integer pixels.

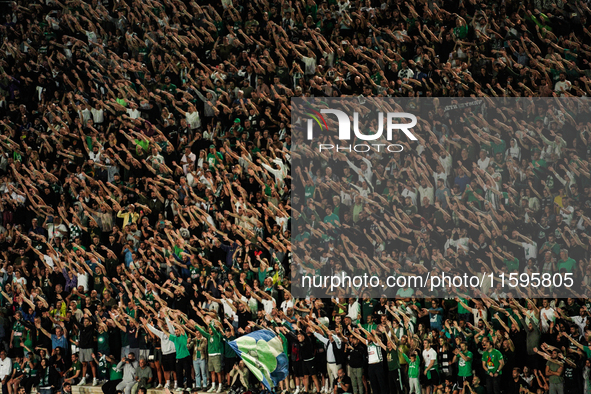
[{"left": 228, "top": 329, "right": 289, "bottom": 390}]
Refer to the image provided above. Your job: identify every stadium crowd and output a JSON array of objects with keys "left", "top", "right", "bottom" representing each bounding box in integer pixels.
[{"left": 1, "top": 0, "right": 591, "bottom": 394}]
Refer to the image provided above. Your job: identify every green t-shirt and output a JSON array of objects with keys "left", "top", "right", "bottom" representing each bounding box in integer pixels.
[
  {"left": 109, "top": 362, "right": 123, "bottom": 380},
  {"left": 453, "top": 24, "right": 469, "bottom": 39},
  {"left": 169, "top": 333, "right": 190, "bottom": 359},
  {"left": 543, "top": 241, "right": 560, "bottom": 256},
  {"left": 72, "top": 360, "right": 82, "bottom": 377},
  {"left": 134, "top": 138, "right": 150, "bottom": 152},
  {"left": 458, "top": 350, "right": 473, "bottom": 377},
  {"left": 25, "top": 359, "right": 38, "bottom": 378},
  {"left": 387, "top": 349, "right": 401, "bottom": 371},
  {"left": 12, "top": 321, "right": 25, "bottom": 347},
  {"left": 489, "top": 140, "right": 507, "bottom": 156},
  {"left": 224, "top": 335, "right": 237, "bottom": 358},
  {"left": 23, "top": 330, "right": 33, "bottom": 350},
  {"left": 207, "top": 152, "right": 223, "bottom": 168},
  {"left": 196, "top": 324, "right": 223, "bottom": 356},
  {"left": 557, "top": 258, "right": 576, "bottom": 273},
  {"left": 244, "top": 269, "right": 256, "bottom": 284},
  {"left": 546, "top": 360, "right": 564, "bottom": 384},
  {"left": 472, "top": 386, "right": 486, "bottom": 394},
  {"left": 323, "top": 213, "right": 340, "bottom": 226},
  {"left": 402, "top": 353, "right": 420, "bottom": 378},
  {"left": 294, "top": 232, "right": 310, "bottom": 242},
  {"left": 458, "top": 298, "right": 469, "bottom": 314},
  {"left": 98, "top": 331, "right": 109, "bottom": 353},
  {"left": 482, "top": 348, "right": 504, "bottom": 374},
  {"left": 503, "top": 258, "right": 520, "bottom": 272},
  {"left": 396, "top": 287, "right": 415, "bottom": 297},
  {"left": 189, "top": 265, "right": 200, "bottom": 281}
]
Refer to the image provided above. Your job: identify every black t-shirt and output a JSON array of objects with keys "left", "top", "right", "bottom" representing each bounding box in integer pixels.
[
  {"left": 504, "top": 377, "right": 529, "bottom": 394},
  {"left": 347, "top": 343, "right": 367, "bottom": 369},
  {"left": 50, "top": 355, "right": 66, "bottom": 374},
  {"left": 334, "top": 375, "right": 352, "bottom": 394},
  {"left": 564, "top": 364, "right": 578, "bottom": 381},
  {"left": 236, "top": 310, "right": 251, "bottom": 330}
]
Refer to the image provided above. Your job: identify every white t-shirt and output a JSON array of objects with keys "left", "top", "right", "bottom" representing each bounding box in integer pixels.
[
  {"left": 555, "top": 80, "right": 571, "bottom": 94},
  {"left": 571, "top": 316, "right": 587, "bottom": 334},
  {"left": 280, "top": 298, "right": 294, "bottom": 314},
  {"left": 418, "top": 186, "right": 434, "bottom": 206},
  {"left": 439, "top": 154, "right": 453, "bottom": 176},
  {"left": 221, "top": 298, "right": 238, "bottom": 321},
  {"left": 261, "top": 299, "right": 275, "bottom": 315},
  {"left": 422, "top": 348, "right": 438, "bottom": 370},
  {"left": 0, "top": 357, "right": 12, "bottom": 380},
  {"left": 347, "top": 301, "right": 360, "bottom": 322},
  {"left": 472, "top": 308, "right": 487, "bottom": 326},
  {"left": 367, "top": 342, "right": 383, "bottom": 364},
  {"left": 181, "top": 152, "right": 196, "bottom": 174},
  {"left": 79, "top": 108, "right": 92, "bottom": 123},
  {"left": 126, "top": 108, "right": 141, "bottom": 119},
  {"left": 77, "top": 273, "right": 89, "bottom": 292},
  {"left": 48, "top": 223, "right": 68, "bottom": 240},
  {"left": 477, "top": 157, "right": 491, "bottom": 171},
  {"left": 301, "top": 56, "right": 317, "bottom": 75},
  {"left": 540, "top": 307, "right": 555, "bottom": 333},
  {"left": 91, "top": 108, "right": 104, "bottom": 123},
  {"left": 85, "top": 30, "right": 98, "bottom": 44},
  {"left": 43, "top": 255, "right": 55, "bottom": 268},
  {"left": 522, "top": 241, "right": 538, "bottom": 260},
  {"left": 401, "top": 188, "right": 417, "bottom": 206},
  {"left": 275, "top": 216, "right": 289, "bottom": 232},
  {"left": 186, "top": 111, "right": 201, "bottom": 130},
  {"left": 247, "top": 297, "right": 258, "bottom": 313}
]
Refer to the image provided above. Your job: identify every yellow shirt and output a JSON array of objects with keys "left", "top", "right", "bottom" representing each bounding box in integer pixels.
[{"left": 116, "top": 210, "right": 139, "bottom": 228}]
